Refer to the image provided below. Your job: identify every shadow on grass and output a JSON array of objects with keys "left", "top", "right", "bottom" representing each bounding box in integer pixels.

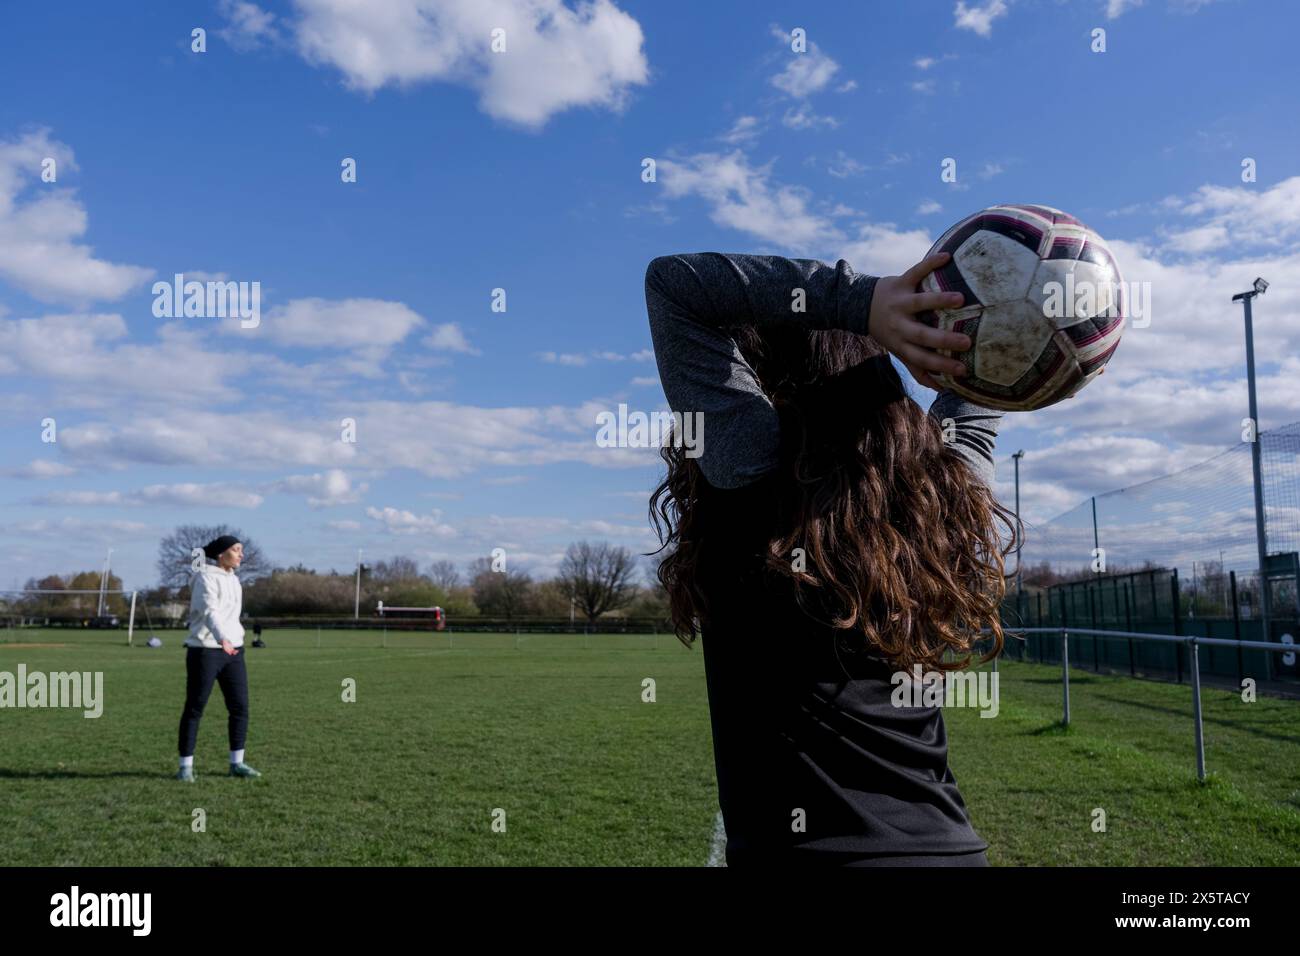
[
  {"left": 1081, "top": 693, "right": 1300, "bottom": 748},
  {"left": 0, "top": 768, "right": 200, "bottom": 780},
  {"left": 1016, "top": 674, "right": 1105, "bottom": 688},
  {"left": 1025, "top": 721, "right": 1075, "bottom": 738}
]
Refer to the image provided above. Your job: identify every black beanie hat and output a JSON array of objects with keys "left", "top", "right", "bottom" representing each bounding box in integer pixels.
[{"left": 203, "top": 535, "right": 242, "bottom": 560}]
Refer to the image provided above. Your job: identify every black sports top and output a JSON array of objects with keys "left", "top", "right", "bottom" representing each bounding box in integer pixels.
[{"left": 645, "top": 251, "right": 999, "bottom": 864}]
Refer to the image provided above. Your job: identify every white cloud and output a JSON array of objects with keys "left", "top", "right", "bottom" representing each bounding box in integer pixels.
[
  {"left": 423, "top": 322, "right": 480, "bottom": 354},
  {"left": 0, "top": 130, "right": 152, "bottom": 304},
  {"left": 781, "top": 103, "right": 839, "bottom": 130},
  {"left": 269, "top": 469, "right": 368, "bottom": 507},
  {"left": 837, "top": 221, "right": 938, "bottom": 278},
  {"left": 365, "top": 505, "right": 457, "bottom": 536},
  {"left": 914, "top": 54, "right": 957, "bottom": 70},
  {"left": 954, "top": 0, "right": 1010, "bottom": 37},
  {"left": 11, "top": 460, "right": 77, "bottom": 479},
  {"left": 287, "top": 0, "right": 650, "bottom": 129},
  {"left": 53, "top": 398, "right": 665, "bottom": 479},
  {"left": 768, "top": 26, "right": 841, "bottom": 98},
  {"left": 825, "top": 151, "right": 866, "bottom": 179},
  {"left": 657, "top": 150, "right": 843, "bottom": 250},
  {"left": 539, "top": 350, "right": 589, "bottom": 366},
  {"left": 1159, "top": 176, "right": 1300, "bottom": 255},
  {"left": 34, "top": 483, "right": 264, "bottom": 509},
  {"left": 539, "top": 348, "right": 647, "bottom": 365},
  {"left": 719, "top": 116, "right": 761, "bottom": 145},
  {"left": 249, "top": 297, "right": 426, "bottom": 349},
  {"left": 4, "top": 517, "right": 152, "bottom": 540},
  {"left": 0, "top": 310, "right": 273, "bottom": 403},
  {"left": 1105, "top": 0, "right": 1145, "bottom": 17},
  {"left": 217, "top": 0, "right": 284, "bottom": 50}
]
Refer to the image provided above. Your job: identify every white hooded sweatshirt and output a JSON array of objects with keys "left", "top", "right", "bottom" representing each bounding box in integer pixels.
[{"left": 186, "top": 563, "right": 245, "bottom": 649}]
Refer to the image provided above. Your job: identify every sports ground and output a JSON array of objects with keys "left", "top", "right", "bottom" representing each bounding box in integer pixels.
[{"left": 2, "top": 629, "right": 1297, "bottom": 866}]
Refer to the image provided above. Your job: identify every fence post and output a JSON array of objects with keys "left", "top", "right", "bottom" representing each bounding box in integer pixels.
[
  {"left": 1171, "top": 571, "right": 1183, "bottom": 684},
  {"left": 1061, "top": 627, "right": 1071, "bottom": 727},
  {"left": 1189, "top": 636, "right": 1207, "bottom": 782},
  {"left": 1149, "top": 571, "right": 1158, "bottom": 629},
  {"left": 1124, "top": 580, "right": 1135, "bottom": 677},
  {"left": 1089, "top": 584, "right": 1099, "bottom": 672},
  {"left": 1230, "top": 570, "right": 1243, "bottom": 688}
]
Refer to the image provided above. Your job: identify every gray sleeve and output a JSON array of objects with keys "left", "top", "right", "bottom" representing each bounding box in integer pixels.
[
  {"left": 927, "top": 390, "right": 1003, "bottom": 487},
  {"left": 644, "top": 252, "right": 878, "bottom": 489}
]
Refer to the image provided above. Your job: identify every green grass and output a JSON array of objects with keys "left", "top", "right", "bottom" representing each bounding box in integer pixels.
[{"left": 1, "top": 628, "right": 1297, "bottom": 866}]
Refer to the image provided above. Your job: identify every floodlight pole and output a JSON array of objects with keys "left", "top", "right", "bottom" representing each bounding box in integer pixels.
[
  {"left": 354, "top": 548, "right": 363, "bottom": 620},
  {"left": 97, "top": 548, "right": 113, "bottom": 617},
  {"left": 1232, "top": 281, "right": 1271, "bottom": 646}
]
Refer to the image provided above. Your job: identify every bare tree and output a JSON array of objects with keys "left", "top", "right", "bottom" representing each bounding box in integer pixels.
[
  {"left": 469, "top": 555, "right": 534, "bottom": 621},
  {"left": 157, "top": 525, "right": 266, "bottom": 589},
  {"left": 426, "top": 559, "right": 462, "bottom": 591},
  {"left": 557, "top": 540, "right": 637, "bottom": 624},
  {"left": 370, "top": 555, "right": 421, "bottom": 582}
]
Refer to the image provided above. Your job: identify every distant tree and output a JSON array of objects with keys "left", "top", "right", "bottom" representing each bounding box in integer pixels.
[
  {"left": 371, "top": 555, "right": 421, "bottom": 583},
  {"left": 64, "top": 571, "right": 127, "bottom": 615},
  {"left": 556, "top": 541, "right": 637, "bottom": 624},
  {"left": 469, "top": 556, "right": 534, "bottom": 620},
  {"left": 531, "top": 578, "right": 573, "bottom": 617},
  {"left": 627, "top": 585, "right": 670, "bottom": 622},
  {"left": 17, "top": 575, "right": 66, "bottom": 616},
  {"left": 243, "top": 569, "right": 357, "bottom": 616},
  {"left": 441, "top": 585, "right": 480, "bottom": 618},
  {"left": 156, "top": 525, "right": 266, "bottom": 589},
  {"left": 426, "top": 559, "right": 461, "bottom": 591}
]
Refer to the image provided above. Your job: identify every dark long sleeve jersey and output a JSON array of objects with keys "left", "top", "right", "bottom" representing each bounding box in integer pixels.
[{"left": 644, "top": 251, "right": 1000, "bottom": 864}]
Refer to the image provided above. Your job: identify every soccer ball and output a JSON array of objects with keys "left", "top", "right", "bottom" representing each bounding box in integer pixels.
[{"left": 914, "top": 203, "right": 1125, "bottom": 411}]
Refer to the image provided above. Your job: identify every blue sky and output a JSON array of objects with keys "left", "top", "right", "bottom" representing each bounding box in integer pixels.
[{"left": 2, "top": 0, "right": 1298, "bottom": 591}]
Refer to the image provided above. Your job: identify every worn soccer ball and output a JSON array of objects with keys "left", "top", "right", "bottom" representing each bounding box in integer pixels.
[{"left": 915, "top": 203, "right": 1125, "bottom": 411}]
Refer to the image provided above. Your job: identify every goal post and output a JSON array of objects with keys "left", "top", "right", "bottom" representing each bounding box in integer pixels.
[{"left": 0, "top": 588, "right": 140, "bottom": 644}]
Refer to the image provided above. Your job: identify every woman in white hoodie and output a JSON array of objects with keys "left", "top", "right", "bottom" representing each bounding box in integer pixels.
[{"left": 176, "top": 534, "right": 261, "bottom": 781}]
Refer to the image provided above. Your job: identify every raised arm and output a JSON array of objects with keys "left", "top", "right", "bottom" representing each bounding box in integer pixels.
[
  {"left": 644, "top": 252, "right": 878, "bottom": 489},
  {"left": 927, "top": 390, "right": 1003, "bottom": 488}
]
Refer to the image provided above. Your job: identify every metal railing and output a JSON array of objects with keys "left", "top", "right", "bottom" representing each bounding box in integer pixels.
[{"left": 989, "top": 626, "right": 1296, "bottom": 781}]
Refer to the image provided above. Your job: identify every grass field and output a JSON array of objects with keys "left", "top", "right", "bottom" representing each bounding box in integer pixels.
[{"left": 1, "top": 627, "right": 1298, "bottom": 866}]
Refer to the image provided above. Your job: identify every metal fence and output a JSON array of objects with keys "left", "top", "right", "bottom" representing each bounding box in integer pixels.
[
  {"left": 996, "top": 421, "right": 1300, "bottom": 683},
  {"left": 992, "top": 626, "right": 1298, "bottom": 781},
  {"left": 996, "top": 420, "right": 1300, "bottom": 587}
]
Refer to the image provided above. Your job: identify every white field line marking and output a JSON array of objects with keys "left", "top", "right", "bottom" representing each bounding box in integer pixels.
[{"left": 706, "top": 811, "right": 727, "bottom": 867}]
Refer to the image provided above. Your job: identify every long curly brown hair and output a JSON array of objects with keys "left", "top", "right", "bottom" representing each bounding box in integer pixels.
[{"left": 649, "top": 325, "right": 1018, "bottom": 673}]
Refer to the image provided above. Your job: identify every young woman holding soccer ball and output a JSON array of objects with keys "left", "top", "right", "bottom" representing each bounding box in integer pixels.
[{"left": 647, "top": 250, "right": 1015, "bottom": 866}]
